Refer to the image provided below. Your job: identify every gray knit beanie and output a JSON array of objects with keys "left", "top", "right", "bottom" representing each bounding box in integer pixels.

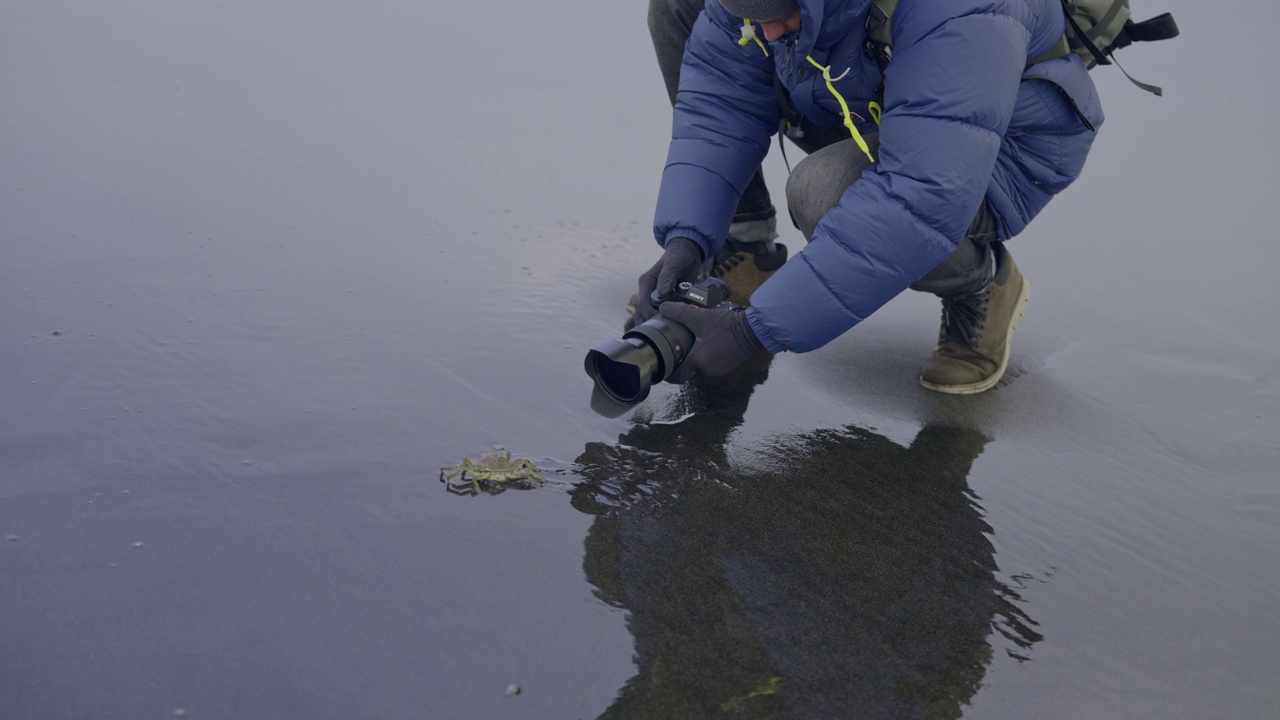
[{"left": 717, "top": 0, "right": 800, "bottom": 21}]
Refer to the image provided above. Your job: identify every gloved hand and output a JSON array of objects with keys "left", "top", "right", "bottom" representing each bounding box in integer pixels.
[
  {"left": 633, "top": 237, "right": 704, "bottom": 326},
  {"left": 658, "top": 302, "right": 765, "bottom": 384}
]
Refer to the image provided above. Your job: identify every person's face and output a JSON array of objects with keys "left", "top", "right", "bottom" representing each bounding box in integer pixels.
[{"left": 759, "top": 10, "right": 802, "bottom": 42}]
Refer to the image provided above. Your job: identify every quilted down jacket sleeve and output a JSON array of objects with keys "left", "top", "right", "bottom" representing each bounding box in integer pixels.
[
  {"left": 652, "top": 11, "right": 782, "bottom": 259},
  {"left": 747, "top": 4, "right": 1031, "bottom": 353}
]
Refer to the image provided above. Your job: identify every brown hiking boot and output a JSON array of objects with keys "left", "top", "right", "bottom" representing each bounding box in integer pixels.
[
  {"left": 710, "top": 237, "right": 788, "bottom": 307},
  {"left": 919, "top": 244, "right": 1030, "bottom": 394}
]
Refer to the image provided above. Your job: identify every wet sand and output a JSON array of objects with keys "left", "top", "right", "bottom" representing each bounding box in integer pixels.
[{"left": 3, "top": 1, "right": 1277, "bottom": 718}]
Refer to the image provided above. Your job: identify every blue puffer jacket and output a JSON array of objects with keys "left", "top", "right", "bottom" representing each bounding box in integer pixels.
[{"left": 653, "top": 0, "right": 1102, "bottom": 353}]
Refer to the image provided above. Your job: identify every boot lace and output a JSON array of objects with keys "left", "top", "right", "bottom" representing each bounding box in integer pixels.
[
  {"left": 940, "top": 291, "right": 989, "bottom": 347},
  {"left": 710, "top": 237, "right": 757, "bottom": 278},
  {"left": 711, "top": 250, "right": 747, "bottom": 279}
]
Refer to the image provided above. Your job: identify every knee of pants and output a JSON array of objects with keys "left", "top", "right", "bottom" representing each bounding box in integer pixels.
[
  {"left": 784, "top": 136, "right": 879, "bottom": 240},
  {"left": 785, "top": 160, "right": 829, "bottom": 240}
]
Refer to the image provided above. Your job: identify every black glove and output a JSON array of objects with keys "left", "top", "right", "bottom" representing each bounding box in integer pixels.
[
  {"left": 658, "top": 302, "right": 765, "bottom": 384},
  {"left": 634, "top": 237, "right": 703, "bottom": 326}
]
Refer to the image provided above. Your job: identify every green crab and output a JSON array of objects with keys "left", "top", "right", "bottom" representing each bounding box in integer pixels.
[{"left": 440, "top": 448, "right": 546, "bottom": 495}]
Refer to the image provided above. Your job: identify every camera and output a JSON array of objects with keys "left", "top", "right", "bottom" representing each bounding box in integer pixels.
[{"left": 584, "top": 277, "right": 733, "bottom": 417}]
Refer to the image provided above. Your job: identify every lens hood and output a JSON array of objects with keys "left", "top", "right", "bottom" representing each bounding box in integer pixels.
[{"left": 584, "top": 314, "right": 696, "bottom": 417}]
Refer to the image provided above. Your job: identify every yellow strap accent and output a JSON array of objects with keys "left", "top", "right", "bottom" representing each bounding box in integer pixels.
[
  {"left": 867, "top": 101, "right": 882, "bottom": 125},
  {"left": 806, "top": 56, "right": 874, "bottom": 163},
  {"left": 737, "top": 19, "right": 769, "bottom": 57}
]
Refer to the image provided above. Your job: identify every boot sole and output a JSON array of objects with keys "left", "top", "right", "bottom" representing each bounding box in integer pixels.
[{"left": 919, "top": 277, "right": 1031, "bottom": 395}]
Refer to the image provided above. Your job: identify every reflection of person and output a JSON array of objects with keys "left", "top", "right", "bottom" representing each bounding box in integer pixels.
[
  {"left": 572, "top": 376, "right": 1040, "bottom": 717},
  {"left": 633, "top": 0, "right": 1100, "bottom": 394}
]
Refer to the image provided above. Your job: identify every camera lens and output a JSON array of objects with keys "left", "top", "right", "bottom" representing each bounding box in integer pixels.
[
  {"left": 584, "top": 314, "right": 696, "bottom": 415},
  {"left": 587, "top": 337, "right": 657, "bottom": 403}
]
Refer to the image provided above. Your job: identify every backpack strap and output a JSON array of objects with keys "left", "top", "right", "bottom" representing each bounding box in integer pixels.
[
  {"left": 1062, "top": 0, "right": 1116, "bottom": 68},
  {"left": 1050, "top": 1, "right": 1180, "bottom": 96},
  {"left": 1027, "top": 34, "right": 1071, "bottom": 68},
  {"left": 772, "top": 72, "right": 803, "bottom": 173},
  {"left": 867, "top": 0, "right": 898, "bottom": 48}
]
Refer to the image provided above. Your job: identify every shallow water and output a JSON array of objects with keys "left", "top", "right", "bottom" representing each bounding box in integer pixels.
[{"left": 3, "top": 1, "right": 1278, "bottom": 718}]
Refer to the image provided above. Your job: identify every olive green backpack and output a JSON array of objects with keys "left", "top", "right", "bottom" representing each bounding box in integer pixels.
[{"left": 867, "top": 0, "right": 1180, "bottom": 95}]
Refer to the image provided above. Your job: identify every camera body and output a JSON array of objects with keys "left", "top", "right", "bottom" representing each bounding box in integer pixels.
[
  {"left": 584, "top": 277, "right": 733, "bottom": 417},
  {"left": 655, "top": 277, "right": 732, "bottom": 310}
]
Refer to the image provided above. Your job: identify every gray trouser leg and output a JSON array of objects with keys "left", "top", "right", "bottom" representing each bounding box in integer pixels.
[
  {"left": 911, "top": 204, "right": 997, "bottom": 298},
  {"left": 785, "top": 135, "right": 997, "bottom": 299},
  {"left": 648, "top": 0, "right": 703, "bottom": 106}
]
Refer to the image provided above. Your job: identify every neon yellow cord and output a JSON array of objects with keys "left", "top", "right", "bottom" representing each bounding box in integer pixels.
[
  {"left": 806, "top": 56, "right": 874, "bottom": 163},
  {"left": 867, "top": 101, "right": 883, "bottom": 125},
  {"left": 738, "top": 19, "right": 769, "bottom": 56}
]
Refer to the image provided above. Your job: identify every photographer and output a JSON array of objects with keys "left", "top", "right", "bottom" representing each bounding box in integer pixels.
[{"left": 634, "top": 0, "right": 1100, "bottom": 394}]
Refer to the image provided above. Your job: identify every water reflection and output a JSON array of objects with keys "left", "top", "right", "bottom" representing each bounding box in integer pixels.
[{"left": 571, "top": 354, "right": 1041, "bottom": 718}]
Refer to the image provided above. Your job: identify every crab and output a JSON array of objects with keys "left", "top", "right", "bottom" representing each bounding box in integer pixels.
[{"left": 439, "top": 448, "right": 546, "bottom": 495}]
